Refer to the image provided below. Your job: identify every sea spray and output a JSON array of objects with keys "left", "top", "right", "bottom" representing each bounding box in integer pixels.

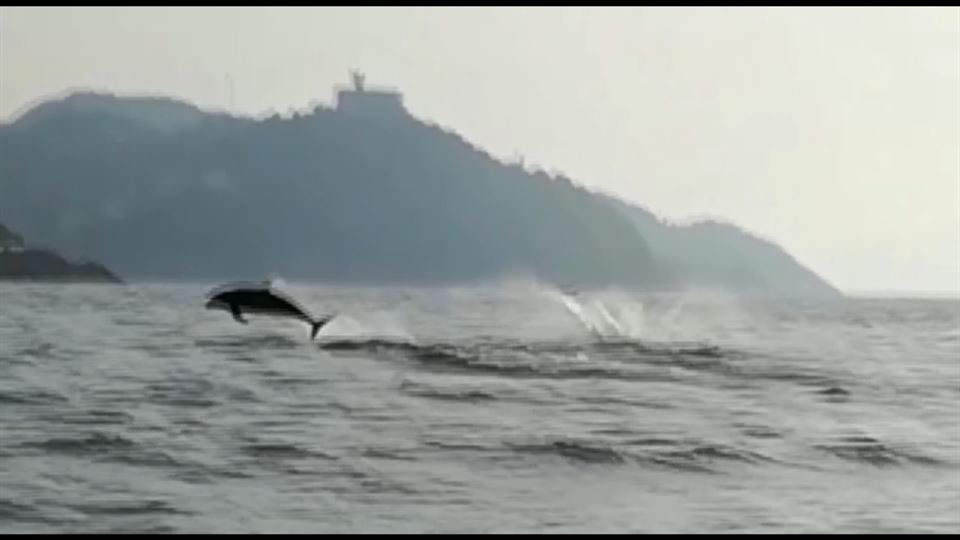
[
  {"left": 538, "top": 285, "right": 647, "bottom": 340},
  {"left": 315, "top": 310, "right": 416, "bottom": 343}
]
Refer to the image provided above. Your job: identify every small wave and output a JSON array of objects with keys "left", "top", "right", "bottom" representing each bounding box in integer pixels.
[
  {"left": 816, "top": 386, "right": 852, "bottom": 402},
  {"left": 357, "top": 477, "right": 421, "bottom": 496},
  {"left": 144, "top": 380, "right": 221, "bottom": 408},
  {"left": 19, "top": 432, "right": 138, "bottom": 456},
  {"left": 149, "top": 396, "right": 218, "bottom": 408},
  {"left": 69, "top": 500, "right": 190, "bottom": 517},
  {"left": 239, "top": 442, "right": 334, "bottom": 460},
  {"left": 508, "top": 440, "right": 628, "bottom": 464},
  {"left": 683, "top": 345, "right": 725, "bottom": 358},
  {"left": 815, "top": 385, "right": 853, "bottom": 404},
  {"left": 659, "top": 443, "right": 775, "bottom": 465},
  {"left": 16, "top": 342, "right": 56, "bottom": 359},
  {"left": 171, "top": 465, "right": 256, "bottom": 485},
  {"left": 423, "top": 436, "right": 776, "bottom": 473},
  {"left": 738, "top": 425, "right": 784, "bottom": 439},
  {"left": 223, "top": 355, "right": 261, "bottom": 363},
  {"left": 0, "top": 390, "right": 68, "bottom": 406},
  {"left": 590, "top": 339, "right": 723, "bottom": 357},
  {"left": 361, "top": 447, "right": 418, "bottom": 461},
  {"left": 50, "top": 409, "right": 134, "bottom": 426},
  {"left": 625, "top": 437, "right": 683, "bottom": 446},
  {"left": 321, "top": 338, "right": 691, "bottom": 383},
  {"left": 401, "top": 386, "right": 498, "bottom": 402},
  {"left": 817, "top": 386, "right": 851, "bottom": 396},
  {"left": 815, "top": 436, "right": 948, "bottom": 468},
  {"left": 0, "top": 498, "right": 41, "bottom": 523},
  {"left": 15, "top": 431, "right": 185, "bottom": 470},
  {"left": 127, "top": 341, "right": 190, "bottom": 359},
  {"left": 414, "top": 358, "right": 668, "bottom": 382},
  {"left": 97, "top": 524, "right": 178, "bottom": 534},
  {"left": 112, "top": 318, "right": 156, "bottom": 328},
  {"left": 579, "top": 396, "right": 674, "bottom": 410},
  {"left": 319, "top": 337, "right": 419, "bottom": 353},
  {"left": 318, "top": 337, "right": 859, "bottom": 397},
  {"left": 194, "top": 335, "right": 304, "bottom": 351},
  {"left": 321, "top": 336, "right": 727, "bottom": 362},
  {"left": 423, "top": 440, "right": 499, "bottom": 453},
  {"left": 101, "top": 448, "right": 182, "bottom": 468}
]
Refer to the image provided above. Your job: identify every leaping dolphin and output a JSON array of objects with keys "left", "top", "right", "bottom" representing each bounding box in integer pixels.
[{"left": 204, "top": 281, "right": 333, "bottom": 340}]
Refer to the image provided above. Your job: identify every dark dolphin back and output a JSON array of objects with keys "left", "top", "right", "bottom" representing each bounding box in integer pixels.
[
  {"left": 206, "top": 280, "right": 272, "bottom": 300},
  {"left": 206, "top": 281, "right": 315, "bottom": 321},
  {"left": 261, "top": 287, "right": 314, "bottom": 319}
]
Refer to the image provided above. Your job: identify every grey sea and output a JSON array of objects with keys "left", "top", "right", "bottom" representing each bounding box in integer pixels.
[{"left": 1, "top": 281, "right": 958, "bottom": 534}]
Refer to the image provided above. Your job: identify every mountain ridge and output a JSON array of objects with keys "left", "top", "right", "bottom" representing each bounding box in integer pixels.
[
  {"left": 0, "top": 85, "right": 840, "bottom": 297},
  {"left": 0, "top": 221, "right": 122, "bottom": 283}
]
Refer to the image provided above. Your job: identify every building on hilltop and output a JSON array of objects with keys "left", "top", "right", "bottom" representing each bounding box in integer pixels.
[{"left": 334, "top": 70, "right": 407, "bottom": 118}]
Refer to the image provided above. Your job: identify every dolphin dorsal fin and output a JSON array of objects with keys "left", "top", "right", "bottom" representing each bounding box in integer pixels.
[{"left": 230, "top": 303, "right": 248, "bottom": 324}]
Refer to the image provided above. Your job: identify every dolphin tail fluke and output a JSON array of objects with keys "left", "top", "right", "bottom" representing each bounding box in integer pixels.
[{"left": 310, "top": 316, "right": 332, "bottom": 340}]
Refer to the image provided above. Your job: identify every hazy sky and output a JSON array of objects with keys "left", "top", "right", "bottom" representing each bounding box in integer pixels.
[{"left": 1, "top": 7, "right": 958, "bottom": 294}]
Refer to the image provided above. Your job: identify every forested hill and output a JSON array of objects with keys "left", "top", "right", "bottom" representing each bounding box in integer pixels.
[{"left": 0, "top": 88, "right": 839, "bottom": 297}]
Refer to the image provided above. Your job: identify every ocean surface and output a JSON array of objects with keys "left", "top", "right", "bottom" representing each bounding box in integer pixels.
[{"left": 1, "top": 281, "right": 958, "bottom": 533}]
